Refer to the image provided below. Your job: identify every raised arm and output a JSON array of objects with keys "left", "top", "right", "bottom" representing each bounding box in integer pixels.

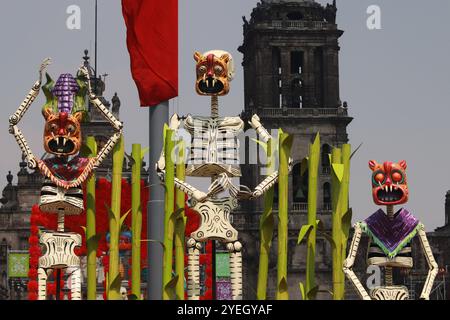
[
  {"left": 343, "top": 223, "right": 371, "bottom": 300},
  {"left": 417, "top": 226, "right": 438, "bottom": 300},
  {"left": 9, "top": 58, "right": 52, "bottom": 169},
  {"left": 245, "top": 114, "right": 293, "bottom": 199},
  {"left": 78, "top": 66, "right": 123, "bottom": 168}
]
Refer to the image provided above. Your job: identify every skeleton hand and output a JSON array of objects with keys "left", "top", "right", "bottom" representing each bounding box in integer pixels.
[
  {"left": 169, "top": 113, "right": 182, "bottom": 130},
  {"left": 78, "top": 65, "right": 91, "bottom": 81},
  {"left": 192, "top": 190, "right": 208, "bottom": 202},
  {"left": 249, "top": 114, "right": 272, "bottom": 142},
  {"left": 27, "top": 157, "right": 37, "bottom": 169},
  {"left": 78, "top": 65, "right": 93, "bottom": 94},
  {"left": 249, "top": 114, "right": 262, "bottom": 129},
  {"left": 229, "top": 183, "right": 253, "bottom": 200},
  {"left": 207, "top": 173, "right": 230, "bottom": 198},
  {"left": 38, "top": 57, "right": 52, "bottom": 85}
]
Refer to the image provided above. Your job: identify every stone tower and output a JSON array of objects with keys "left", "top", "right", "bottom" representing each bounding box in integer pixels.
[{"left": 235, "top": 0, "right": 353, "bottom": 299}]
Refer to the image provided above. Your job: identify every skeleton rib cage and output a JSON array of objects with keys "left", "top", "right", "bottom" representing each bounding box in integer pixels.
[{"left": 184, "top": 115, "right": 243, "bottom": 177}]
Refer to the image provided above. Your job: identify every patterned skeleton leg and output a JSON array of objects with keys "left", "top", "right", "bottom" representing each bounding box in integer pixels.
[
  {"left": 186, "top": 238, "right": 202, "bottom": 300},
  {"left": 226, "top": 241, "right": 243, "bottom": 300},
  {"left": 417, "top": 227, "right": 438, "bottom": 300},
  {"left": 343, "top": 223, "right": 371, "bottom": 300},
  {"left": 37, "top": 268, "right": 50, "bottom": 300},
  {"left": 70, "top": 267, "right": 82, "bottom": 300}
]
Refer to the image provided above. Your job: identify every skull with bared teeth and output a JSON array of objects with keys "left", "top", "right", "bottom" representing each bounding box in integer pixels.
[
  {"left": 194, "top": 50, "right": 234, "bottom": 96},
  {"left": 369, "top": 160, "right": 409, "bottom": 206}
]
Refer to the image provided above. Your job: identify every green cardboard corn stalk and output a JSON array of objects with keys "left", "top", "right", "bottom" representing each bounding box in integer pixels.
[
  {"left": 256, "top": 138, "right": 275, "bottom": 300},
  {"left": 298, "top": 133, "right": 320, "bottom": 300},
  {"left": 131, "top": 143, "right": 143, "bottom": 299},
  {"left": 162, "top": 129, "right": 176, "bottom": 300},
  {"left": 276, "top": 129, "right": 293, "bottom": 300},
  {"left": 108, "top": 136, "right": 125, "bottom": 300},
  {"left": 330, "top": 144, "right": 352, "bottom": 300},
  {"left": 85, "top": 136, "right": 97, "bottom": 300},
  {"left": 174, "top": 139, "right": 186, "bottom": 300}
]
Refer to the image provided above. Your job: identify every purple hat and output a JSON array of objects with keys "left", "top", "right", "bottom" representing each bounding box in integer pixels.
[{"left": 52, "top": 74, "right": 79, "bottom": 113}]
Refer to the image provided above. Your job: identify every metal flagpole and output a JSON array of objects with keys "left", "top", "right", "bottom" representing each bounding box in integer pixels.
[
  {"left": 147, "top": 102, "right": 169, "bottom": 300},
  {"left": 94, "top": 0, "right": 98, "bottom": 92}
]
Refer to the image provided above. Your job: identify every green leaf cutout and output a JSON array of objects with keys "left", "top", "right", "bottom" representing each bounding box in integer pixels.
[{"left": 297, "top": 224, "right": 314, "bottom": 245}]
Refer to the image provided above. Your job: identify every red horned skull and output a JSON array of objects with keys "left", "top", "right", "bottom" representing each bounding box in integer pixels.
[{"left": 369, "top": 160, "right": 409, "bottom": 206}]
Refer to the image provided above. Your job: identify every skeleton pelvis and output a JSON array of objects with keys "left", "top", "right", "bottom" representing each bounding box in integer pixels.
[
  {"left": 370, "top": 286, "right": 409, "bottom": 300},
  {"left": 190, "top": 197, "right": 238, "bottom": 242},
  {"left": 39, "top": 232, "right": 81, "bottom": 269},
  {"left": 39, "top": 184, "right": 84, "bottom": 215}
]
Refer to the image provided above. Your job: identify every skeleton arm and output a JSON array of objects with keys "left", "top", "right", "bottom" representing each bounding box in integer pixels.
[
  {"left": 417, "top": 226, "right": 438, "bottom": 300},
  {"left": 246, "top": 114, "right": 293, "bottom": 199},
  {"left": 8, "top": 58, "right": 52, "bottom": 169},
  {"left": 9, "top": 126, "right": 37, "bottom": 169},
  {"left": 343, "top": 223, "right": 371, "bottom": 300},
  {"left": 78, "top": 66, "right": 123, "bottom": 168}
]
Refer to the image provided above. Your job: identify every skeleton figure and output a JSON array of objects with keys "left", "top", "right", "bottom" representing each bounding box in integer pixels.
[
  {"left": 157, "top": 50, "right": 291, "bottom": 300},
  {"left": 9, "top": 58, "right": 122, "bottom": 300},
  {"left": 343, "top": 160, "right": 438, "bottom": 300}
]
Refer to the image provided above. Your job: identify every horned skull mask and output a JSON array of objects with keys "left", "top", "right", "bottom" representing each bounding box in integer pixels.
[
  {"left": 194, "top": 50, "right": 235, "bottom": 96},
  {"left": 41, "top": 73, "right": 86, "bottom": 157},
  {"left": 369, "top": 160, "right": 409, "bottom": 206}
]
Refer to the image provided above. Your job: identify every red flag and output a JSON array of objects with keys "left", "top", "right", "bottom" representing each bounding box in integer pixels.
[{"left": 122, "top": 0, "right": 178, "bottom": 107}]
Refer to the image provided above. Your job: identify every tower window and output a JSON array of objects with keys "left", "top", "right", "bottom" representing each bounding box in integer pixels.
[
  {"left": 323, "top": 182, "right": 331, "bottom": 204},
  {"left": 287, "top": 12, "right": 303, "bottom": 20},
  {"left": 321, "top": 144, "right": 331, "bottom": 168},
  {"left": 291, "top": 79, "right": 303, "bottom": 108},
  {"left": 290, "top": 51, "right": 304, "bottom": 74},
  {"left": 293, "top": 163, "right": 308, "bottom": 202}
]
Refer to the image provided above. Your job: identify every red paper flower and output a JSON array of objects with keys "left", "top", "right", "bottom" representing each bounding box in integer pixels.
[
  {"left": 28, "top": 235, "right": 39, "bottom": 245},
  {"left": 28, "top": 269, "right": 38, "bottom": 278},
  {"left": 28, "top": 292, "right": 38, "bottom": 300},
  {"left": 27, "top": 280, "right": 38, "bottom": 291}
]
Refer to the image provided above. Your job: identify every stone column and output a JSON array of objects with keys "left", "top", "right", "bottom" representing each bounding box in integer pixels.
[
  {"left": 303, "top": 47, "right": 316, "bottom": 108},
  {"left": 323, "top": 45, "right": 340, "bottom": 108}
]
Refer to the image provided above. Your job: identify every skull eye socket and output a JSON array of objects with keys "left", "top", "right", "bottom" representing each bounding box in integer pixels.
[
  {"left": 67, "top": 124, "right": 76, "bottom": 134},
  {"left": 198, "top": 66, "right": 207, "bottom": 74},
  {"left": 391, "top": 171, "right": 404, "bottom": 183},
  {"left": 48, "top": 123, "right": 58, "bottom": 132},
  {"left": 372, "top": 171, "right": 385, "bottom": 186},
  {"left": 214, "top": 65, "right": 223, "bottom": 74}
]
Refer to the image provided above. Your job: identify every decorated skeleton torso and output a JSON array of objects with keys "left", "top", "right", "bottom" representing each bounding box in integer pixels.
[
  {"left": 184, "top": 115, "right": 243, "bottom": 177},
  {"left": 362, "top": 208, "right": 419, "bottom": 268}
]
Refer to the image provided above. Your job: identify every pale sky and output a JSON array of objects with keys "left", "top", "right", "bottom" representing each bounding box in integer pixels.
[{"left": 1, "top": 0, "right": 450, "bottom": 230}]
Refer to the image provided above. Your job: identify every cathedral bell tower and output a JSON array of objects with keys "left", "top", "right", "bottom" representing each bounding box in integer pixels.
[{"left": 237, "top": 0, "right": 353, "bottom": 299}]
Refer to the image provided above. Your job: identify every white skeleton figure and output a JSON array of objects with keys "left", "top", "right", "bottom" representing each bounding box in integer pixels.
[
  {"left": 156, "top": 50, "right": 292, "bottom": 300},
  {"left": 343, "top": 160, "right": 438, "bottom": 300},
  {"left": 9, "top": 58, "right": 123, "bottom": 300}
]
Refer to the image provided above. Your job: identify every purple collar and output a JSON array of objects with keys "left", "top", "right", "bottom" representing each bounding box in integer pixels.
[{"left": 361, "top": 208, "right": 421, "bottom": 258}]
